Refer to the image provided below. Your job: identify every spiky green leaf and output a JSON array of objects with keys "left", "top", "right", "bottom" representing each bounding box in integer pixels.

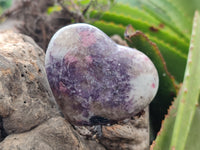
[{"left": 152, "top": 11, "right": 200, "bottom": 150}]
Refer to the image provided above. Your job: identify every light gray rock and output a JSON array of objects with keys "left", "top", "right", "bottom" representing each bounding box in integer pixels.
[
  {"left": 0, "top": 31, "right": 59, "bottom": 135},
  {"left": 0, "top": 117, "right": 105, "bottom": 150},
  {"left": 100, "top": 107, "right": 149, "bottom": 150}
]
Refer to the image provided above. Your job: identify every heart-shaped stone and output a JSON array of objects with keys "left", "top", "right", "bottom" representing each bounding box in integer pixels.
[{"left": 45, "top": 23, "right": 159, "bottom": 126}]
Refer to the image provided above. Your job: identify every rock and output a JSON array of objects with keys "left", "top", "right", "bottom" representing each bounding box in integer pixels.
[
  {"left": 45, "top": 23, "right": 159, "bottom": 126},
  {"left": 0, "top": 117, "right": 105, "bottom": 150},
  {"left": 100, "top": 107, "right": 149, "bottom": 150},
  {"left": 111, "top": 35, "right": 128, "bottom": 47},
  {"left": 0, "top": 30, "right": 59, "bottom": 135}
]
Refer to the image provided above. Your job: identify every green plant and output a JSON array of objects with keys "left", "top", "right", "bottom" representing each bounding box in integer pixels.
[
  {"left": 151, "top": 11, "right": 200, "bottom": 150},
  {"left": 0, "top": 0, "right": 12, "bottom": 15}
]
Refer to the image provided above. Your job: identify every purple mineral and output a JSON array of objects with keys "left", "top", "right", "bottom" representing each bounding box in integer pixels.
[{"left": 45, "top": 23, "right": 159, "bottom": 126}]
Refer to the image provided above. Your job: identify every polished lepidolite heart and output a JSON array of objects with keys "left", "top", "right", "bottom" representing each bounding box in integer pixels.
[{"left": 45, "top": 23, "right": 159, "bottom": 126}]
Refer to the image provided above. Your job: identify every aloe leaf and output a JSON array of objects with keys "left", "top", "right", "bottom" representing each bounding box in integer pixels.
[
  {"left": 109, "top": 3, "right": 183, "bottom": 39},
  {"left": 147, "top": 35, "right": 187, "bottom": 82},
  {"left": 116, "top": 0, "right": 143, "bottom": 7},
  {"left": 116, "top": 0, "right": 191, "bottom": 41},
  {"left": 185, "top": 104, "right": 200, "bottom": 149},
  {"left": 150, "top": 92, "right": 180, "bottom": 150},
  {"left": 141, "top": 3, "right": 190, "bottom": 41},
  {"left": 147, "top": 0, "right": 192, "bottom": 36},
  {"left": 152, "top": 11, "right": 200, "bottom": 150},
  {"left": 90, "top": 11, "right": 189, "bottom": 55},
  {"left": 168, "top": 0, "right": 200, "bottom": 19},
  {"left": 109, "top": 4, "right": 160, "bottom": 26},
  {"left": 125, "top": 27, "right": 177, "bottom": 138},
  {"left": 91, "top": 20, "right": 125, "bottom": 37},
  {"left": 169, "top": 11, "right": 200, "bottom": 150}
]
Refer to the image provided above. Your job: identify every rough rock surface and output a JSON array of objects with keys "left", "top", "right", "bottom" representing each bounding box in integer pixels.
[
  {"left": 0, "top": 117, "right": 105, "bottom": 150},
  {"left": 100, "top": 108, "right": 149, "bottom": 150},
  {"left": 0, "top": 30, "right": 59, "bottom": 134},
  {"left": 0, "top": 30, "right": 149, "bottom": 150}
]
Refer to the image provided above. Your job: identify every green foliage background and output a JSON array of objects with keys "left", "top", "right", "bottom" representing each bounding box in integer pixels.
[{"left": 0, "top": 0, "right": 12, "bottom": 14}]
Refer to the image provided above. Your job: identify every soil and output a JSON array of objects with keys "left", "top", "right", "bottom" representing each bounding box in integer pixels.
[{"left": 0, "top": 0, "right": 84, "bottom": 50}]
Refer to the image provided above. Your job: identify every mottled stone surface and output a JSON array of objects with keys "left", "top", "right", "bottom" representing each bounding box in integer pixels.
[{"left": 45, "top": 23, "right": 159, "bottom": 125}]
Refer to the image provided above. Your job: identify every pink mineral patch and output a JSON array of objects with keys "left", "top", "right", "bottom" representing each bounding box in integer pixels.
[
  {"left": 85, "top": 55, "right": 93, "bottom": 63},
  {"left": 59, "top": 82, "right": 67, "bottom": 92},
  {"left": 79, "top": 31, "right": 96, "bottom": 47},
  {"left": 143, "top": 55, "right": 149, "bottom": 61},
  {"left": 145, "top": 57, "right": 149, "bottom": 61},
  {"left": 152, "top": 83, "right": 156, "bottom": 88},
  {"left": 64, "top": 55, "right": 78, "bottom": 63}
]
